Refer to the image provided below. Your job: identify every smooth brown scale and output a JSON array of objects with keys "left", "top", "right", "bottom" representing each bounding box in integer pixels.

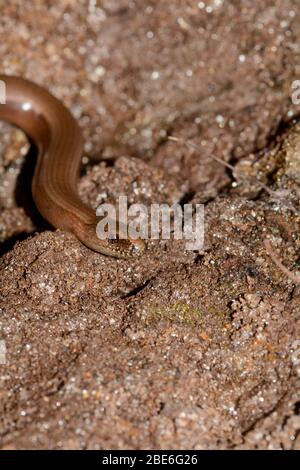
[{"left": 0, "top": 75, "right": 145, "bottom": 258}]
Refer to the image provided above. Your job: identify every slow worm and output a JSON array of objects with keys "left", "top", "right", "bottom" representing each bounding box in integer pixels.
[{"left": 0, "top": 75, "right": 145, "bottom": 258}]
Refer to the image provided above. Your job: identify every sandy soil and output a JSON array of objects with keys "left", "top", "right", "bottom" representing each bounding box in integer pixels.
[{"left": 0, "top": 0, "right": 299, "bottom": 449}]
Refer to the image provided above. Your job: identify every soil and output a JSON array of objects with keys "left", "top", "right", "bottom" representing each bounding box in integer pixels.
[{"left": 0, "top": 0, "right": 299, "bottom": 449}]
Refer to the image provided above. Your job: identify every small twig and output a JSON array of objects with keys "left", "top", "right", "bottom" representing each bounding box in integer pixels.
[
  {"left": 168, "top": 135, "right": 235, "bottom": 172},
  {"left": 168, "top": 135, "right": 259, "bottom": 187},
  {"left": 169, "top": 136, "right": 300, "bottom": 284},
  {"left": 264, "top": 239, "right": 300, "bottom": 284},
  {"left": 168, "top": 135, "right": 292, "bottom": 202}
]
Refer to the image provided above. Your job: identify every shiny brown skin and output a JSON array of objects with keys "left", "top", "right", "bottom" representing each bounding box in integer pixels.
[{"left": 0, "top": 75, "right": 145, "bottom": 258}]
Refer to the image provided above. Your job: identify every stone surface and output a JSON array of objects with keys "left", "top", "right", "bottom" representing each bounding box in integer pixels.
[{"left": 0, "top": 0, "right": 299, "bottom": 450}]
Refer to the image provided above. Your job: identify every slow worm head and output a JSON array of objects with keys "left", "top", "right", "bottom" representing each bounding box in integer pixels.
[{"left": 0, "top": 75, "right": 145, "bottom": 258}]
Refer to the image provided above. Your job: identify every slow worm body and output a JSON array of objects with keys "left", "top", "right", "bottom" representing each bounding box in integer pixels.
[{"left": 0, "top": 75, "right": 144, "bottom": 258}]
